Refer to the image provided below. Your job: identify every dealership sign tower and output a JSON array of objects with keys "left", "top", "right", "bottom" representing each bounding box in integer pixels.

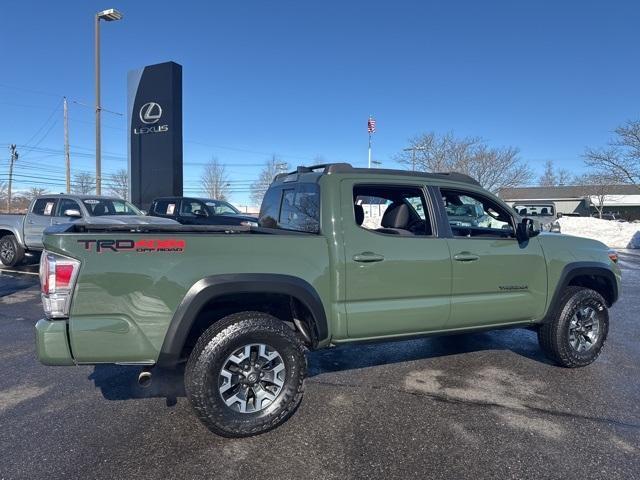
[{"left": 127, "top": 61, "right": 183, "bottom": 210}]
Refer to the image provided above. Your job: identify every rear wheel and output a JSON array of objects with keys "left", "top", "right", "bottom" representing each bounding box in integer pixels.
[
  {"left": 538, "top": 286, "right": 609, "bottom": 367},
  {"left": 185, "top": 311, "right": 306, "bottom": 437},
  {"left": 0, "top": 234, "right": 24, "bottom": 267}
]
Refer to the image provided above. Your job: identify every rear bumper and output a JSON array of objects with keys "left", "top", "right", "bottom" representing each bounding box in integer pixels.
[{"left": 35, "top": 318, "right": 75, "bottom": 366}]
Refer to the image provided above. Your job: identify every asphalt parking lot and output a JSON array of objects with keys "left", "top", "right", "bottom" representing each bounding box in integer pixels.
[{"left": 1, "top": 254, "right": 639, "bottom": 480}]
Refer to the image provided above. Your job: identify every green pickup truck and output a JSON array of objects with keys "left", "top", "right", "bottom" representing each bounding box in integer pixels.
[{"left": 35, "top": 163, "right": 621, "bottom": 437}]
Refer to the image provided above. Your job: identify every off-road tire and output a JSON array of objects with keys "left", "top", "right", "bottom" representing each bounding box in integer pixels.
[
  {"left": 538, "top": 286, "right": 609, "bottom": 368},
  {"left": 185, "top": 311, "right": 306, "bottom": 437},
  {"left": 0, "top": 234, "right": 25, "bottom": 267}
]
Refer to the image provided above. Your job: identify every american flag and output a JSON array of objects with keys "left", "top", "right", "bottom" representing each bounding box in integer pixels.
[{"left": 367, "top": 117, "right": 376, "bottom": 134}]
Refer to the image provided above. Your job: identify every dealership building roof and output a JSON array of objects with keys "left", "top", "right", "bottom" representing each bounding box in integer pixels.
[{"left": 499, "top": 184, "right": 640, "bottom": 201}]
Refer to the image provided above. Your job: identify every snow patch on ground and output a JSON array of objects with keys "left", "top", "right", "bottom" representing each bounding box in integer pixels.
[{"left": 557, "top": 217, "right": 640, "bottom": 249}]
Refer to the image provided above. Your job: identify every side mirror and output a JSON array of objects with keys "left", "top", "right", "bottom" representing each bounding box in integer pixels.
[
  {"left": 64, "top": 209, "right": 82, "bottom": 218},
  {"left": 140, "top": 209, "right": 147, "bottom": 215},
  {"left": 193, "top": 209, "right": 207, "bottom": 217},
  {"left": 516, "top": 217, "right": 539, "bottom": 242}
]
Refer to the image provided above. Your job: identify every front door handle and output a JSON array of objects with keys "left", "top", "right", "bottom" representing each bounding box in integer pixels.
[
  {"left": 353, "top": 252, "right": 385, "bottom": 263},
  {"left": 454, "top": 252, "right": 479, "bottom": 262}
]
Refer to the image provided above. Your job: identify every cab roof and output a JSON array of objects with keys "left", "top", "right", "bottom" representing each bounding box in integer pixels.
[{"left": 273, "top": 162, "right": 480, "bottom": 186}]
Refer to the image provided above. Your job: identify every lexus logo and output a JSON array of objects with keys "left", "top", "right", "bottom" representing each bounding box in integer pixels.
[{"left": 139, "top": 102, "right": 162, "bottom": 124}]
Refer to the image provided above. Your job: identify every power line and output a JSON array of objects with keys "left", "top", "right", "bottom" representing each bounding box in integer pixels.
[{"left": 19, "top": 99, "right": 64, "bottom": 160}]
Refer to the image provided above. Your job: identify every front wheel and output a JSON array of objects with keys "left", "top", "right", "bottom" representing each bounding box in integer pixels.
[
  {"left": 185, "top": 311, "right": 306, "bottom": 437},
  {"left": 0, "top": 234, "right": 25, "bottom": 267},
  {"left": 538, "top": 286, "right": 609, "bottom": 367}
]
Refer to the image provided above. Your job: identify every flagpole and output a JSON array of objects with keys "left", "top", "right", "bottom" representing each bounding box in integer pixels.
[{"left": 368, "top": 131, "right": 372, "bottom": 169}]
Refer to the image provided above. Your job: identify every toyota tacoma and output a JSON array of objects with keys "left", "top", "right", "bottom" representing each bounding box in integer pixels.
[{"left": 35, "top": 163, "right": 620, "bottom": 437}]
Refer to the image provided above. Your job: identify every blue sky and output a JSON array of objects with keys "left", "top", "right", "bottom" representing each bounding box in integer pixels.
[{"left": 1, "top": 0, "right": 638, "bottom": 205}]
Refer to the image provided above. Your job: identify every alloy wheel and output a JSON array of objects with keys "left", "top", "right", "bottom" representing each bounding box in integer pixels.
[
  {"left": 0, "top": 239, "right": 15, "bottom": 263},
  {"left": 218, "top": 343, "right": 286, "bottom": 413},
  {"left": 568, "top": 306, "right": 601, "bottom": 353}
]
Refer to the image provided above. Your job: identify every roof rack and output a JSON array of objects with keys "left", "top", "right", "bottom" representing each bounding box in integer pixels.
[{"left": 276, "top": 162, "right": 480, "bottom": 186}]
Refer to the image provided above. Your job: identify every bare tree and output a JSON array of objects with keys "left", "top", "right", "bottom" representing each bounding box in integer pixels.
[
  {"left": 250, "top": 155, "right": 288, "bottom": 206},
  {"left": 11, "top": 196, "right": 31, "bottom": 213},
  {"left": 557, "top": 168, "right": 573, "bottom": 185},
  {"left": 0, "top": 181, "right": 7, "bottom": 202},
  {"left": 584, "top": 119, "right": 640, "bottom": 187},
  {"left": 108, "top": 169, "right": 129, "bottom": 200},
  {"left": 539, "top": 160, "right": 557, "bottom": 186},
  {"left": 26, "top": 187, "right": 48, "bottom": 200},
  {"left": 539, "top": 160, "right": 574, "bottom": 186},
  {"left": 398, "top": 132, "right": 532, "bottom": 192},
  {"left": 201, "top": 158, "right": 231, "bottom": 200},
  {"left": 73, "top": 172, "right": 95, "bottom": 195},
  {"left": 575, "top": 172, "right": 621, "bottom": 218}
]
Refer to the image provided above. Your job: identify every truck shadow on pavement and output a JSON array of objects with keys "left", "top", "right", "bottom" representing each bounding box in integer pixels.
[{"left": 89, "top": 327, "right": 550, "bottom": 404}]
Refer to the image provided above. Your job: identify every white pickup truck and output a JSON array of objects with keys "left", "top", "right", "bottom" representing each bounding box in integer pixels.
[{"left": 0, "top": 194, "right": 177, "bottom": 267}]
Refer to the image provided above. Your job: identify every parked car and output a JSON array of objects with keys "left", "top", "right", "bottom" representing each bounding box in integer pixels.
[
  {"left": 0, "top": 194, "right": 178, "bottom": 267},
  {"left": 594, "top": 212, "right": 626, "bottom": 222},
  {"left": 35, "top": 163, "right": 619, "bottom": 437},
  {"left": 513, "top": 203, "right": 561, "bottom": 233},
  {"left": 148, "top": 196, "right": 258, "bottom": 226}
]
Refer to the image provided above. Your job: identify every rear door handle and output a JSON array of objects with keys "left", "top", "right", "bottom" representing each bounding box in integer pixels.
[
  {"left": 454, "top": 252, "right": 479, "bottom": 262},
  {"left": 353, "top": 252, "right": 385, "bottom": 263}
]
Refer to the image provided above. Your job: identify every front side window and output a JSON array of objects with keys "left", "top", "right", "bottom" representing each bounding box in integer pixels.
[
  {"left": 205, "top": 200, "right": 240, "bottom": 215},
  {"left": 83, "top": 199, "right": 141, "bottom": 216},
  {"left": 441, "top": 189, "right": 514, "bottom": 238},
  {"left": 180, "top": 200, "right": 208, "bottom": 217},
  {"left": 57, "top": 199, "right": 81, "bottom": 216},
  {"left": 259, "top": 183, "right": 320, "bottom": 233},
  {"left": 353, "top": 185, "right": 432, "bottom": 236}
]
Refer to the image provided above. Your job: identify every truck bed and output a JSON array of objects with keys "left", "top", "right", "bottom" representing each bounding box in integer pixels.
[{"left": 41, "top": 222, "right": 331, "bottom": 364}]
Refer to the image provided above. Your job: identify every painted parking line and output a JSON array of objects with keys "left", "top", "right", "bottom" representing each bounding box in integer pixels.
[{"left": 0, "top": 269, "right": 39, "bottom": 276}]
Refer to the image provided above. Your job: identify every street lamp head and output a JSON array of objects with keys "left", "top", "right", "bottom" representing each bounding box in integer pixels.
[{"left": 97, "top": 8, "right": 123, "bottom": 21}]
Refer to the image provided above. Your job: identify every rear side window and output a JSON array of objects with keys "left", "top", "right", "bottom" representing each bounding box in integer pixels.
[
  {"left": 259, "top": 184, "right": 320, "bottom": 233},
  {"left": 31, "top": 198, "right": 57, "bottom": 216},
  {"left": 153, "top": 199, "right": 177, "bottom": 216}
]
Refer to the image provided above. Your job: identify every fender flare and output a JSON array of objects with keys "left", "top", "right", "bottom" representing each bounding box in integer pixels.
[
  {"left": 157, "top": 274, "right": 328, "bottom": 368},
  {"left": 543, "top": 261, "right": 618, "bottom": 322}
]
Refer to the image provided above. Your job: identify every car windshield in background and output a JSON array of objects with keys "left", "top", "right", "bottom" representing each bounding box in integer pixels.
[
  {"left": 83, "top": 198, "right": 142, "bottom": 216},
  {"left": 205, "top": 200, "right": 240, "bottom": 215}
]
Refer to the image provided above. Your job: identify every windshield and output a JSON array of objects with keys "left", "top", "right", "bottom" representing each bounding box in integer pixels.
[
  {"left": 82, "top": 198, "right": 142, "bottom": 216},
  {"left": 204, "top": 200, "right": 240, "bottom": 215}
]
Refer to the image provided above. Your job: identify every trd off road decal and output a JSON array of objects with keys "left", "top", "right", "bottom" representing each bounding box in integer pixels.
[{"left": 78, "top": 239, "right": 185, "bottom": 253}]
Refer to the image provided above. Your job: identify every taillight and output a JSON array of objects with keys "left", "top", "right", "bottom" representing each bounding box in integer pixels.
[
  {"left": 39, "top": 251, "right": 80, "bottom": 319},
  {"left": 608, "top": 250, "right": 619, "bottom": 263}
]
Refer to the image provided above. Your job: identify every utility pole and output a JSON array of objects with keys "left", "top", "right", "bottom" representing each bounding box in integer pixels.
[
  {"left": 7, "top": 145, "right": 18, "bottom": 213},
  {"left": 64, "top": 97, "right": 71, "bottom": 193}
]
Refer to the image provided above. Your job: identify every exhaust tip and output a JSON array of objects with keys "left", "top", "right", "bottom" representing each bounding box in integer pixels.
[{"left": 138, "top": 370, "right": 152, "bottom": 388}]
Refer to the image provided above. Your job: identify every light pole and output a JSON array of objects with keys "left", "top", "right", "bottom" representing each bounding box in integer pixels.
[
  {"left": 403, "top": 146, "right": 427, "bottom": 171},
  {"left": 95, "top": 8, "right": 123, "bottom": 195}
]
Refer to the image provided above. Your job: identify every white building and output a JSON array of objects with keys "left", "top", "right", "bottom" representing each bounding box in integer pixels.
[{"left": 499, "top": 185, "right": 640, "bottom": 221}]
